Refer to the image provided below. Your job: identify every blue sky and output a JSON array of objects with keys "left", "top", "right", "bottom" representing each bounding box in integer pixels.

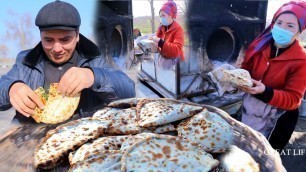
[{"left": 0, "top": 0, "right": 96, "bottom": 36}]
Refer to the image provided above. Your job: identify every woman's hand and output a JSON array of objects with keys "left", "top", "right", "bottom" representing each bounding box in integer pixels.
[
  {"left": 149, "top": 36, "right": 161, "bottom": 43},
  {"left": 238, "top": 79, "right": 265, "bottom": 94}
]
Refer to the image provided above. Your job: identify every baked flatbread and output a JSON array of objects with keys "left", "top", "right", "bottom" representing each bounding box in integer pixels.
[
  {"left": 106, "top": 108, "right": 144, "bottom": 135},
  {"left": 107, "top": 108, "right": 140, "bottom": 135},
  {"left": 177, "top": 109, "right": 233, "bottom": 153},
  {"left": 120, "top": 133, "right": 160, "bottom": 151},
  {"left": 69, "top": 135, "right": 129, "bottom": 166},
  {"left": 221, "top": 69, "right": 253, "bottom": 87},
  {"left": 137, "top": 38, "right": 158, "bottom": 54},
  {"left": 121, "top": 135, "right": 219, "bottom": 172},
  {"left": 221, "top": 145, "right": 260, "bottom": 172},
  {"left": 34, "top": 87, "right": 48, "bottom": 104},
  {"left": 92, "top": 107, "right": 121, "bottom": 119},
  {"left": 69, "top": 150, "right": 122, "bottom": 172},
  {"left": 70, "top": 133, "right": 159, "bottom": 166},
  {"left": 153, "top": 123, "right": 176, "bottom": 134},
  {"left": 32, "top": 87, "right": 48, "bottom": 122},
  {"left": 107, "top": 98, "right": 146, "bottom": 108},
  {"left": 136, "top": 99, "right": 203, "bottom": 127},
  {"left": 70, "top": 133, "right": 161, "bottom": 171},
  {"left": 93, "top": 107, "right": 175, "bottom": 135},
  {"left": 32, "top": 83, "right": 80, "bottom": 124},
  {"left": 34, "top": 117, "right": 111, "bottom": 169}
]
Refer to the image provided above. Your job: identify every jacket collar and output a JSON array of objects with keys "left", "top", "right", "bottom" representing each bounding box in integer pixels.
[
  {"left": 263, "top": 40, "right": 306, "bottom": 61},
  {"left": 23, "top": 33, "right": 101, "bottom": 67},
  {"left": 159, "top": 21, "right": 181, "bottom": 33}
]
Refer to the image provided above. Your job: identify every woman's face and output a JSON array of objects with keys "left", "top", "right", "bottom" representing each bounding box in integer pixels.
[
  {"left": 159, "top": 11, "right": 174, "bottom": 26},
  {"left": 275, "top": 13, "right": 300, "bottom": 36}
]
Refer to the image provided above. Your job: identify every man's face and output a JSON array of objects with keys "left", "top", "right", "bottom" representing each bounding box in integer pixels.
[{"left": 41, "top": 30, "right": 79, "bottom": 64}]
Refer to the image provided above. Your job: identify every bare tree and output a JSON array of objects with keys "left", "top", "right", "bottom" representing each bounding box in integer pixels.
[
  {"left": 177, "top": 0, "right": 188, "bottom": 15},
  {"left": 148, "top": 0, "right": 155, "bottom": 33},
  {"left": 5, "top": 10, "right": 36, "bottom": 51},
  {"left": 0, "top": 44, "right": 9, "bottom": 58}
]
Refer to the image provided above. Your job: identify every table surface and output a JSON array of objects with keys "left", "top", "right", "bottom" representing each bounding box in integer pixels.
[{"left": 0, "top": 120, "right": 74, "bottom": 171}]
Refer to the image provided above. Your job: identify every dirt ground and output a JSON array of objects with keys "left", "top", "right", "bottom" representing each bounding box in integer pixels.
[{"left": 281, "top": 117, "right": 306, "bottom": 172}]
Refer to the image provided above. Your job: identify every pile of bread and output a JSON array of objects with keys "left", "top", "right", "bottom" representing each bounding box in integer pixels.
[{"left": 34, "top": 98, "right": 260, "bottom": 172}]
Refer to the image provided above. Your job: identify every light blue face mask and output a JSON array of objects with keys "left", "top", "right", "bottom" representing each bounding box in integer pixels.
[
  {"left": 160, "top": 17, "right": 171, "bottom": 26},
  {"left": 271, "top": 25, "right": 295, "bottom": 46}
]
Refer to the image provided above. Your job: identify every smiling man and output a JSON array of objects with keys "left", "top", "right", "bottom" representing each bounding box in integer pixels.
[{"left": 0, "top": 0, "right": 135, "bottom": 123}]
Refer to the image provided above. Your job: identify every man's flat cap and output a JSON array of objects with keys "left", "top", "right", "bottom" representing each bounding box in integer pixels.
[{"left": 35, "top": 0, "right": 81, "bottom": 31}]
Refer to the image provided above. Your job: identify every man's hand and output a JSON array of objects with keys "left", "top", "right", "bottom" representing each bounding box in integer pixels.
[
  {"left": 238, "top": 79, "right": 265, "bottom": 94},
  {"left": 9, "top": 82, "right": 44, "bottom": 117},
  {"left": 58, "top": 67, "right": 94, "bottom": 97}
]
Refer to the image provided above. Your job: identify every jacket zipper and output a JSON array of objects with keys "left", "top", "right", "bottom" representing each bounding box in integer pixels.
[{"left": 275, "top": 48, "right": 279, "bottom": 57}]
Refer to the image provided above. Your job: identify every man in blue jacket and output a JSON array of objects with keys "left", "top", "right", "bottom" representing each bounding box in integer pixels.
[{"left": 0, "top": 1, "right": 135, "bottom": 123}]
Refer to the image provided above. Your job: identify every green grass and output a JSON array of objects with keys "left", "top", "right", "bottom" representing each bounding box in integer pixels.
[{"left": 133, "top": 17, "right": 160, "bottom": 34}]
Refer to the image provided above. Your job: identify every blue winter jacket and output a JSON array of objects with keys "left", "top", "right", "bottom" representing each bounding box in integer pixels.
[{"left": 0, "top": 34, "right": 135, "bottom": 119}]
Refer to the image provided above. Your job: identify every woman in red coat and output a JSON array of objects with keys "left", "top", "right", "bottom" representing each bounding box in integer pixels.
[
  {"left": 150, "top": 0, "right": 184, "bottom": 69},
  {"left": 239, "top": 1, "right": 306, "bottom": 150}
]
